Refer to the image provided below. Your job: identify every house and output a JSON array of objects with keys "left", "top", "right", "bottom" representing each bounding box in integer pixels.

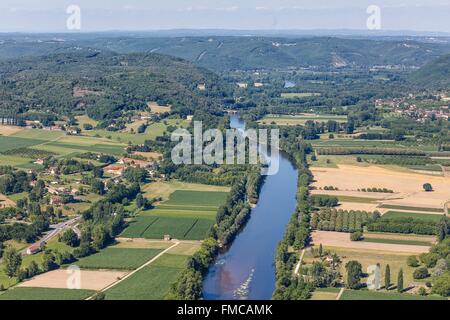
[
  {"left": 118, "top": 157, "right": 150, "bottom": 168},
  {"left": 254, "top": 82, "right": 264, "bottom": 88},
  {"left": 26, "top": 242, "right": 46, "bottom": 255},
  {"left": 186, "top": 115, "right": 194, "bottom": 121},
  {"left": 50, "top": 195, "right": 63, "bottom": 205},
  {"left": 197, "top": 84, "right": 206, "bottom": 91},
  {"left": 104, "top": 165, "right": 125, "bottom": 176},
  {"left": 237, "top": 82, "right": 248, "bottom": 89},
  {"left": 164, "top": 234, "right": 171, "bottom": 241},
  {"left": 34, "top": 159, "right": 44, "bottom": 165}
]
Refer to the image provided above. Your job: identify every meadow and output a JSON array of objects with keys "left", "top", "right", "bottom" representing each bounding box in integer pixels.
[
  {"left": 0, "top": 287, "right": 95, "bottom": 300},
  {"left": 340, "top": 289, "right": 445, "bottom": 300},
  {"left": 259, "top": 114, "right": 346, "bottom": 126},
  {"left": 75, "top": 247, "right": 163, "bottom": 270},
  {"left": 104, "top": 254, "right": 187, "bottom": 300},
  {"left": 382, "top": 211, "right": 444, "bottom": 222}
]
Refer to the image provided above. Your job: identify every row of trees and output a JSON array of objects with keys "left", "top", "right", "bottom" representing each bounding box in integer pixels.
[
  {"left": 310, "top": 209, "right": 378, "bottom": 233},
  {"left": 317, "top": 147, "right": 426, "bottom": 156},
  {"left": 366, "top": 217, "right": 438, "bottom": 235}
]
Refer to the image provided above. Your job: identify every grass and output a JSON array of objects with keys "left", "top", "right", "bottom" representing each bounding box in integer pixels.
[
  {"left": 315, "top": 246, "right": 417, "bottom": 285},
  {"left": 260, "top": 114, "right": 346, "bottom": 126},
  {"left": 340, "top": 289, "right": 445, "bottom": 300},
  {"left": 310, "top": 287, "right": 341, "bottom": 300},
  {"left": 281, "top": 93, "right": 321, "bottom": 98},
  {"left": 337, "top": 195, "right": 378, "bottom": 204},
  {"left": 75, "top": 247, "right": 162, "bottom": 270},
  {"left": 121, "top": 216, "right": 213, "bottom": 240},
  {"left": 162, "top": 190, "right": 228, "bottom": 208},
  {"left": 0, "top": 136, "right": 47, "bottom": 152},
  {"left": 142, "top": 180, "right": 230, "bottom": 201},
  {"left": 0, "top": 287, "right": 95, "bottom": 300},
  {"left": 382, "top": 211, "right": 445, "bottom": 222},
  {"left": 363, "top": 238, "right": 432, "bottom": 246},
  {"left": 104, "top": 254, "right": 187, "bottom": 300},
  {"left": 379, "top": 205, "right": 443, "bottom": 213},
  {"left": 11, "top": 129, "right": 65, "bottom": 140}
]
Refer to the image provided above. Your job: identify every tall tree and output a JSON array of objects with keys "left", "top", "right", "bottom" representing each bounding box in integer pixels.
[
  {"left": 385, "top": 264, "right": 391, "bottom": 290},
  {"left": 397, "top": 268, "right": 404, "bottom": 292},
  {"left": 345, "top": 260, "right": 363, "bottom": 289},
  {"left": 4, "top": 247, "right": 22, "bottom": 277}
]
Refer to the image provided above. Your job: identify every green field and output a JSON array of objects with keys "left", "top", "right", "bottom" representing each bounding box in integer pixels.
[
  {"left": 161, "top": 190, "right": 228, "bottom": 208},
  {"left": 11, "top": 129, "right": 65, "bottom": 140},
  {"left": 104, "top": 254, "right": 187, "bottom": 300},
  {"left": 382, "top": 211, "right": 444, "bottom": 222},
  {"left": 336, "top": 195, "right": 378, "bottom": 203},
  {"left": 340, "top": 289, "right": 445, "bottom": 300},
  {"left": 75, "top": 248, "right": 162, "bottom": 270},
  {"left": 363, "top": 238, "right": 432, "bottom": 246},
  {"left": 379, "top": 205, "right": 443, "bottom": 213},
  {"left": 281, "top": 92, "right": 321, "bottom": 98},
  {"left": 121, "top": 216, "right": 212, "bottom": 240},
  {"left": 0, "top": 136, "right": 46, "bottom": 152},
  {"left": 0, "top": 287, "right": 95, "bottom": 300}
]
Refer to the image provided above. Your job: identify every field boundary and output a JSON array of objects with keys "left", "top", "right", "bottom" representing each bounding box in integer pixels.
[{"left": 86, "top": 241, "right": 180, "bottom": 299}]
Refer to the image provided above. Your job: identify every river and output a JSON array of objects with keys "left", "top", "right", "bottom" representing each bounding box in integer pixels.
[{"left": 202, "top": 114, "right": 299, "bottom": 300}]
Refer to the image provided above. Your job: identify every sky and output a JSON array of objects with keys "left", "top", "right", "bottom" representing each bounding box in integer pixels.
[{"left": 1, "top": 0, "right": 450, "bottom": 33}]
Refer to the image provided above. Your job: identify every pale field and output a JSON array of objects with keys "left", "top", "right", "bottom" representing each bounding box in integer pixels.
[
  {"left": 142, "top": 180, "right": 230, "bottom": 201},
  {"left": 18, "top": 269, "right": 128, "bottom": 291},
  {"left": 114, "top": 238, "right": 173, "bottom": 250},
  {"left": 311, "top": 231, "right": 430, "bottom": 254},
  {"left": 335, "top": 202, "right": 381, "bottom": 212},
  {"left": 0, "top": 125, "right": 24, "bottom": 136},
  {"left": 0, "top": 194, "right": 15, "bottom": 208},
  {"left": 363, "top": 232, "right": 436, "bottom": 243},
  {"left": 167, "top": 242, "right": 202, "bottom": 255},
  {"left": 311, "top": 165, "right": 450, "bottom": 210},
  {"left": 148, "top": 101, "right": 172, "bottom": 114},
  {"left": 133, "top": 151, "right": 162, "bottom": 160},
  {"left": 75, "top": 115, "right": 98, "bottom": 128},
  {"left": 125, "top": 119, "right": 147, "bottom": 132},
  {"left": 310, "top": 291, "right": 339, "bottom": 300}
]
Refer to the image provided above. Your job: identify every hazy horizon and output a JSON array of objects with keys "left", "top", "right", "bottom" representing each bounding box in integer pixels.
[{"left": 1, "top": 1, "right": 450, "bottom": 33}]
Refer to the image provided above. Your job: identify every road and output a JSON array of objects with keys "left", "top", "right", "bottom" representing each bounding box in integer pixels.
[{"left": 21, "top": 216, "right": 82, "bottom": 255}]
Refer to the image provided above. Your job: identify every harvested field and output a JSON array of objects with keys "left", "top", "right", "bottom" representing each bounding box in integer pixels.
[
  {"left": 0, "top": 125, "right": 23, "bottom": 136},
  {"left": 17, "top": 269, "right": 127, "bottom": 291},
  {"left": 133, "top": 151, "right": 162, "bottom": 160},
  {"left": 114, "top": 238, "right": 173, "bottom": 249},
  {"left": 311, "top": 230, "right": 430, "bottom": 253},
  {"left": 142, "top": 180, "right": 229, "bottom": 201},
  {"left": 148, "top": 101, "right": 171, "bottom": 113},
  {"left": 0, "top": 194, "right": 15, "bottom": 208},
  {"left": 311, "top": 165, "right": 450, "bottom": 211}
]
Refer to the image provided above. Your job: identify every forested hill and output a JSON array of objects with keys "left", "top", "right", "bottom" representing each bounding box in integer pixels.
[
  {"left": 410, "top": 53, "right": 450, "bottom": 88},
  {"left": 1, "top": 36, "right": 450, "bottom": 72},
  {"left": 0, "top": 50, "right": 231, "bottom": 120},
  {"left": 81, "top": 36, "right": 450, "bottom": 71}
]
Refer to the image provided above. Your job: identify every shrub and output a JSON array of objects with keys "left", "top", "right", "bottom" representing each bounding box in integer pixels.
[
  {"left": 423, "top": 183, "right": 433, "bottom": 192},
  {"left": 418, "top": 287, "right": 427, "bottom": 296},
  {"left": 407, "top": 255, "right": 419, "bottom": 267},
  {"left": 350, "top": 231, "right": 363, "bottom": 241},
  {"left": 413, "top": 267, "right": 429, "bottom": 280}
]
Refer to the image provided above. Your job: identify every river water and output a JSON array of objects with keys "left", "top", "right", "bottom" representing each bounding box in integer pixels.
[{"left": 203, "top": 114, "right": 299, "bottom": 300}]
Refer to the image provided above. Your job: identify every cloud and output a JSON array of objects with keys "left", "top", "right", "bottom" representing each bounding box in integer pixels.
[{"left": 216, "top": 6, "right": 239, "bottom": 12}]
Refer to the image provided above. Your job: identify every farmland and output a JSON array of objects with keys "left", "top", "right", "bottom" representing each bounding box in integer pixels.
[
  {"left": 0, "top": 287, "right": 95, "bottom": 300},
  {"left": 104, "top": 253, "right": 188, "bottom": 300},
  {"left": 75, "top": 247, "right": 163, "bottom": 270},
  {"left": 259, "top": 114, "right": 347, "bottom": 126},
  {"left": 340, "top": 289, "right": 445, "bottom": 300}
]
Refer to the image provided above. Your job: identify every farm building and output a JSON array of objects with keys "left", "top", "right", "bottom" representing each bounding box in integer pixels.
[
  {"left": 104, "top": 165, "right": 125, "bottom": 176},
  {"left": 26, "top": 242, "right": 46, "bottom": 255}
]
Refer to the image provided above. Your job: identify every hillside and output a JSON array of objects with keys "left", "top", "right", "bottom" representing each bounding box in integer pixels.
[
  {"left": 1, "top": 36, "right": 450, "bottom": 72},
  {"left": 88, "top": 36, "right": 450, "bottom": 71},
  {"left": 410, "top": 53, "right": 450, "bottom": 88},
  {"left": 0, "top": 49, "right": 230, "bottom": 120}
]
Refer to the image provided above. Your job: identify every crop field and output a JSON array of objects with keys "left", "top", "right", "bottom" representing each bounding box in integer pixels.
[
  {"left": 0, "top": 287, "right": 95, "bottom": 300},
  {"left": 382, "top": 211, "right": 444, "bottom": 222},
  {"left": 148, "top": 101, "right": 172, "bottom": 113},
  {"left": 0, "top": 125, "right": 24, "bottom": 136},
  {"left": 281, "top": 93, "right": 321, "bottom": 98},
  {"left": 259, "top": 114, "right": 346, "bottom": 126},
  {"left": 340, "top": 289, "right": 445, "bottom": 300},
  {"left": 161, "top": 190, "right": 228, "bottom": 208},
  {"left": 11, "top": 129, "right": 65, "bottom": 141},
  {"left": 141, "top": 208, "right": 217, "bottom": 219},
  {"left": 142, "top": 180, "right": 230, "bottom": 201},
  {"left": 379, "top": 204, "right": 443, "bottom": 213},
  {"left": 87, "top": 118, "right": 190, "bottom": 145},
  {"left": 121, "top": 216, "right": 213, "bottom": 240},
  {"left": 75, "top": 247, "right": 163, "bottom": 270},
  {"left": 0, "top": 136, "right": 47, "bottom": 152},
  {"left": 104, "top": 254, "right": 187, "bottom": 300}
]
